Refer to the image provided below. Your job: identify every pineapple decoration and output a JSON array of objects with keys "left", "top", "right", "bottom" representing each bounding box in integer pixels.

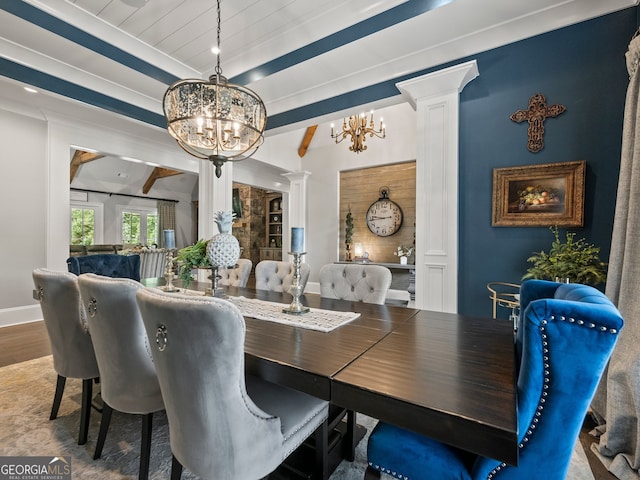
[{"left": 206, "top": 211, "right": 240, "bottom": 268}]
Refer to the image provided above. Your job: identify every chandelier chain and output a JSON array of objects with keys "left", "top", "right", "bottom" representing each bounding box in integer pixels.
[
  {"left": 162, "top": 0, "right": 267, "bottom": 178},
  {"left": 215, "top": 0, "right": 222, "bottom": 76}
]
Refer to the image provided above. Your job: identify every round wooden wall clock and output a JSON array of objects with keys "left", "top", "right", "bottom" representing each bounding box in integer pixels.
[{"left": 366, "top": 187, "right": 403, "bottom": 237}]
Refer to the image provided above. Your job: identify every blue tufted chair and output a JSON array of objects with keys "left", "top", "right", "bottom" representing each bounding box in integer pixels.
[
  {"left": 255, "top": 260, "right": 310, "bottom": 292},
  {"left": 218, "top": 258, "right": 253, "bottom": 287},
  {"left": 365, "top": 279, "right": 623, "bottom": 479},
  {"left": 67, "top": 253, "right": 141, "bottom": 281},
  {"left": 32, "top": 268, "right": 100, "bottom": 445},
  {"left": 136, "top": 287, "right": 330, "bottom": 480},
  {"left": 319, "top": 264, "right": 392, "bottom": 305}
]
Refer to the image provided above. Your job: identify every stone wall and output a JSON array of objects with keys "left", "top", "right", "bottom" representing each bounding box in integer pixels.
[{"left": 232, "top": 183, "right": 267, "bottom": 271}]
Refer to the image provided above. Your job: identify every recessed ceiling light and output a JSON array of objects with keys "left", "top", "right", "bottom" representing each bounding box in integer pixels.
[
  {"left": 211, "top": 46, "right": 220, "bottom": 55},
  {"left": 116, "top": 172, "right": 129, "bottom": 178},
  {"left": 24, "top": 87, "right": 38, "bottom": 93}
]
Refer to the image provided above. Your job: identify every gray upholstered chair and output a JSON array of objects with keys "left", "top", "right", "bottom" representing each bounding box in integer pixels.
[
  {"left": 78, "top": 274, "right": 163, "bottom": 480},
  {"left": 255, "top": 260, "right": 310, "bottom": 292},
  {"left": 136, "top": 287, "right": 330, "bottom": 480},
  {"left": 32, "top": 268, "right": 100, "bottom": 445},
  {"left": 138, "top": 250, "right": 167, "bottom": 279},
  {"left": 318, "top": 264, "right": 392, "bottom": 305},
  {"left": 317, "top": 263, "right": 392, "bottom": 459},
  {"left": 218, "top": 258, "right": 252, "bottom": 287}
]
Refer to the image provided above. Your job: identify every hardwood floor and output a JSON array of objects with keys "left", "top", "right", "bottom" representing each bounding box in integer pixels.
[
  {"left": 0, "top": 321, "right": 51, "bottom": 367},
  {"left": 0, "top": 320, "right": 618, "bottom": 479}
]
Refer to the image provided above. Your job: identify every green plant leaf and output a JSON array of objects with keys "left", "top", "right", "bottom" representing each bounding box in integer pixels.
[{"left": 523, "top": 226, "right": 607, "bottom": 285}]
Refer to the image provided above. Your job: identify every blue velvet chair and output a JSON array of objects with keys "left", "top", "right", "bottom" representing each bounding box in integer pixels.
[
  {"left": 67, "top": 254, "right": 141, "bottom": 281},
  {"left": 365, "top": 279, "right": 623, "bottom": 480}
]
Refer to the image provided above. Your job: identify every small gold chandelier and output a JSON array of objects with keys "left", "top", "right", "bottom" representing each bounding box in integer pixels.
[
  {"left": 330, "top": 112, "right": 385, "bottom": 153},
  {"left": 162, "top": 0, "right": 267, "bottom": 178}
]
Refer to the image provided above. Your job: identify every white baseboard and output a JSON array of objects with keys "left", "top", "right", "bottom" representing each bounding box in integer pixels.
[{"left": 0, "top": 304, "right": 43, "bottom": 328}]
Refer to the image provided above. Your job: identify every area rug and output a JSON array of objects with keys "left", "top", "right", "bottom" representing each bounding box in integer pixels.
[{"left": 0, "top": 356, "right": 593, "bottom": 479}]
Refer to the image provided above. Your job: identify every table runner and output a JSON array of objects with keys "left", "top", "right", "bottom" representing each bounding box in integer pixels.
[
  {"left": 227, "top": 296, "right": 360, "bottom": 332},
  {"left": 157, "top": 288, "right": 359, "bottom": 332}
]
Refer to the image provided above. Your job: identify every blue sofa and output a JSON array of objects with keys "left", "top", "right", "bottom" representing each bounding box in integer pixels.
[{"left": 67, "top": 254, "right": 141, "bottom": 282}]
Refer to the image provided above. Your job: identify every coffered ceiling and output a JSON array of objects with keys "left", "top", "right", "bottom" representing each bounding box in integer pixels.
[
  {"left": 1, "top": 0, "right": 636, "bottom": 133},
  {"left": 0, "top": 0, "right": 637, "bottom": 193}
]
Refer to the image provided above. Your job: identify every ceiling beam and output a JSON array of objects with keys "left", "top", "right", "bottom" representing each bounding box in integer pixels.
[
  {"left": 298, "top": 125, "right": 318, "bottom": 157},
  {"left": 70, "top": 150, "right": 104, "bottom": 182},
  {"left": 143, "top": 167, "right": 183, "bottom": 194}
]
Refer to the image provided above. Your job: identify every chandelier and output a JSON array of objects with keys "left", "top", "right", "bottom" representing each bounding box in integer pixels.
[
  {"left": 330, "top": 112, "right": 385, "bottom": 153},
  {"left": 162, "top": 0, "right": 267, "bottom": 178}
]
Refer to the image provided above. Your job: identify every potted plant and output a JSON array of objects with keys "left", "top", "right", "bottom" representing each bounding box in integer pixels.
[
  {"left": 175, "top": 238, "right": 211, "bottom": 285},
  {"left": 394, "top": 245, "right": 414, "bottom": 265},
  {"left": 522, "top": 226, "right": 607, "bottom": 286},
  {"left": 345, "top": 206, "right": 354, "bottom": 261}
]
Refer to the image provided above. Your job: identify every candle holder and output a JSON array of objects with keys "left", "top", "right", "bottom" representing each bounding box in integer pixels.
[
  {"left": 163, "top": 251, "right": 180, "bottom": 292},
  {"left": 205, "top": 266, "right": 225, "bottom": 297},
  {"left": 283, "top": 252, "right": 310, "bottom": 315}
]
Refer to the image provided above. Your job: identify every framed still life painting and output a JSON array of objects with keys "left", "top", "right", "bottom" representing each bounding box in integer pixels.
[{"left": 492, "top": 160, "right": 586, "bottom": 227}]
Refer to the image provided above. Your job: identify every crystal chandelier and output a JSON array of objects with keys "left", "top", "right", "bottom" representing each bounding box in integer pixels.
[
  {"left": 330, "top": 112, "right": 385, "bottom": 153},
  {"left": 163, "top": 0, "right": 267, "bottom": 178}
]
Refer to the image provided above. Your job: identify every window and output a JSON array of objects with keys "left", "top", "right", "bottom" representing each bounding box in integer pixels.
[
  {"left": 70, "top": 202, "right": 104, "bottom": 245},
  {"left": 117, "top": 205, "right": 158, "bottom": 246}
]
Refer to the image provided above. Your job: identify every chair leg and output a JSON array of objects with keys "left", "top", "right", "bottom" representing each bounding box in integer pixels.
[
  {"left": 91, "top": 378, "right": 103, "bottom": 413},
  {"left": 94, "top": 403, "right": 113, "bottom": 460},
  {"left": 170, "top": 455, "right": 183, "bottom": 480},
  {"left": 139, "top": 413, "right": 153, "bottom": 480},
  {"left": 314, "top": 419, "right": 329, "bottom": 480},
  {"left": 78, "top": 378, "right": 93, "bottom": 445},
  {"left": 50, "top": 375, "right": 66, "bottom": 420},
  {"left": 344, "top": 410, "right": 357, "bottom": 462},
  {"left": 364, "top": 465, "right": 382, "bottom": 479}
]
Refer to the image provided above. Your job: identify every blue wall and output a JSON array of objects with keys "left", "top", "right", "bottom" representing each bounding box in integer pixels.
[{"left": 457, "top": 9, "right": 636, "bottom": 317}]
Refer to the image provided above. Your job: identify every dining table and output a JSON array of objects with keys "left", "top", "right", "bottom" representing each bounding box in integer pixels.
[{"left": 141, "top": 278, "right": 518, "bottom": 470}]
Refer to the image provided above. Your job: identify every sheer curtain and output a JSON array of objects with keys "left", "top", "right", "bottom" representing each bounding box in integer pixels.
[
  {"left": 591, "top": 32, "right": 640, "bottom": 479},
  {"left": 157, "top": 200, "right": 176, "bottom": 248}
]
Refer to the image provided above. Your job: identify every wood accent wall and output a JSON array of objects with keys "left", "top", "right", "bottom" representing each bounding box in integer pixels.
[{"left": 340, "top": 161, "right": 416, "bottom": 263}]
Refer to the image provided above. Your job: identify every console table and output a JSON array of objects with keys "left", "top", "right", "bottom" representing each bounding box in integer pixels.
[{"left": 334, "top": 261, "right": 415, "bottom": 301}]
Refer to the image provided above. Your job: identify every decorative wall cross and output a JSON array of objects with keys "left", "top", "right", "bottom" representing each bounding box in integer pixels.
[{"left": 510, "top": 93, "right": 566, "bottom": 153}]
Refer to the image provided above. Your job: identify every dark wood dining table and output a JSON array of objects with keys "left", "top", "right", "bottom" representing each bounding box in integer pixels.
[{"left": 141, "top": 279, "right": 518, "bottom": 467}]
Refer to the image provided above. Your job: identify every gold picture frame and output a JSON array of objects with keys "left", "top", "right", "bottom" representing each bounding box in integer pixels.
[{"left": 492, "top": 160, "right": 585, "bottom": 227}]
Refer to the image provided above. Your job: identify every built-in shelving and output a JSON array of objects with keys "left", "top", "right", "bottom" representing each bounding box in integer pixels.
[{"left": 260, "top": 194, "right": 283, "bottom": 261}]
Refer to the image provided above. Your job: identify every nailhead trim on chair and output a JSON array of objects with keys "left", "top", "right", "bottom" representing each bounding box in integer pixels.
[
  {"left": 87, "top": 297, "right": 97, "bottom": 317},
  {"left": 367, "top": 461, "right": 409, "bottom": 480},
  {"left": 487, "top": 314, "right": 618, "bottom": 479}
]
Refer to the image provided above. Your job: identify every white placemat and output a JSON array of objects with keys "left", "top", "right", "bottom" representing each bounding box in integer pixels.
[{"left": 227, "top": 296, "right": 360, "bottom": 332}]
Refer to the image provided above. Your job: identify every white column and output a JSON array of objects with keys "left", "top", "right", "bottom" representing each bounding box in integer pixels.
[
  {"left": 282, "top": 171, "right": 310, "bottom": 253},
  {"left": 397, "top": 60, "right": 479, "bottom": 313},
  {"left": 198, "top": 160, "right": 233, "bottom": 239}
]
